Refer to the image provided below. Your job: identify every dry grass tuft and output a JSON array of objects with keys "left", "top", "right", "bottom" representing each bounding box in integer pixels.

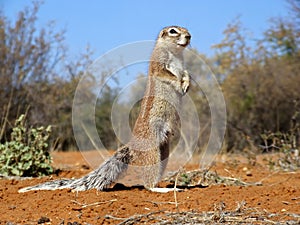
[{"left": 104, "top": 201, "right": 300, "bottom": 224}]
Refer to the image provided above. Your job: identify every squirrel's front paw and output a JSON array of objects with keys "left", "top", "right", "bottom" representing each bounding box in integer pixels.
[{"left": 181, "top": 70, "right": 190, "bottom": 95}]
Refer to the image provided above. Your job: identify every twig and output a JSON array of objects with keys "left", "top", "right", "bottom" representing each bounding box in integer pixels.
[
  {"left": 258, "top": 171, "right": 279, "bottom": 183},
  {"left": 0, "top": 88, "right": 14, "bottom": 140},
  {"left": 224, "top": 168, "right": 235, "bottom": 177},
  {"left": 112, "top": 210, "right": 164, "bottom": 225},
  {"left": 268, "top": 176, "right": 292, "bottom": 187},
  {"left": 104, "top": 215, "right": 126, "bottom": 221},
  {"left": 145, "top": 200, "right": 180, "bottom": 205},
  {"left": 82, "top": 199, "right": 117, "bottom": 208},
  {"left": 173, "top": 169, "right": 180, "bottom": 211},
  {"left": 71, "top": 199, "right": 117, "bottom": 209}
]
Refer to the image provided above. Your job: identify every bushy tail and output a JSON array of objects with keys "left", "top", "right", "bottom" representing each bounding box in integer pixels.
[{"left": 18, "top": 146, "right": 130, "bottom": 193}]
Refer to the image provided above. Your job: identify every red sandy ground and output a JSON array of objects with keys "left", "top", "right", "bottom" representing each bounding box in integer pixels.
[{"left": 0, "top": 151, "right": 300, "bottom": 224}]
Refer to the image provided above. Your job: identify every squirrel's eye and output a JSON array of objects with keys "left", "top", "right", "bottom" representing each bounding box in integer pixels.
[{"left": 169, "top": 28, "right": 178, "bottom": 34}]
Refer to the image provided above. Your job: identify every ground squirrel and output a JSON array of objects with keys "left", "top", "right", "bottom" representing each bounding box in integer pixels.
[{"left": 19, "top": 26, "right": 191, "bottom": 193}]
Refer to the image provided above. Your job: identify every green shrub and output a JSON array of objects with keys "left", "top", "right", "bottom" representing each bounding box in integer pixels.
[{"left": 0, "top": 114, "right": 53, "bottom": 177}]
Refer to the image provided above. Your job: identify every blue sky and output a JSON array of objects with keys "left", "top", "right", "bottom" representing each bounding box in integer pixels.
[{"left": 2, "top": 0, "right": 289, "bottom": 58}]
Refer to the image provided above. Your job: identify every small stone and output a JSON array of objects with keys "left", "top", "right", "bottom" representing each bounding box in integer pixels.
[
  {"left": 8, "top": 205, "right": 16, "bottom": 210},
  {"left": 38, "top": 216, "right": 50, "bottom": 224},
  {"left": 6, "top": 222, "right": 16, "bottom": 225},
  {"left": 246, "top": 170, "right": 253, "bottom": 176}
]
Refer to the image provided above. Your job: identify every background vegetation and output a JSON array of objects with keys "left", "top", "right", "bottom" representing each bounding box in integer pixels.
[{"left": 0, "top": 1, "right": 299, "bottom": 156}]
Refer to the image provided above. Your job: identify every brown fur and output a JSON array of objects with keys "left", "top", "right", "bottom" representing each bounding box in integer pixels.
[{"left": 18, "top": 26, "right": 191, "bottom": 193}]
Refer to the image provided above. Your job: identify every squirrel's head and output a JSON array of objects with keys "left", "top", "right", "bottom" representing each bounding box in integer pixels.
[{"left": 158, "top": 26, "right": 191, "bottom": 50}]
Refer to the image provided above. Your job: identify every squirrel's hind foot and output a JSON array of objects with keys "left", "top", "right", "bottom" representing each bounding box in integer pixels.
[{"left": 148, "top": 187, "right": 183, "bottom": 193}]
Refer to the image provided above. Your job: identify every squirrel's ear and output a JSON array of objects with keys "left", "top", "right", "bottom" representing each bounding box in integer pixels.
[{"left": 159, "top": 29, "right": 167, "bottom": 38}]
